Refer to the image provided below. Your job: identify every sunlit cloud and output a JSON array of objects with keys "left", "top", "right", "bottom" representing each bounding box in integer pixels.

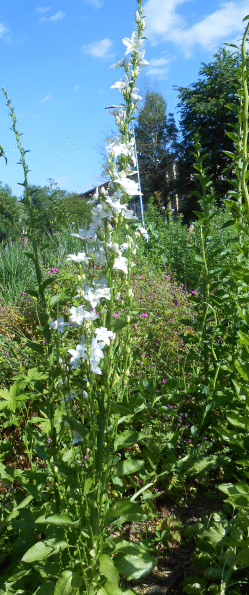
[
  {"left": 84, "top": 0, "right": 103, "bottom": 8},
  {"left": 0, "top": 22, "right": 9, "bottom": 39},
  {"left": 37, "top": 7, "right": 52, "bottom": 12},
  {"left": 41, "top": 95, "right": 51, "bottom": 103},
  {"left": 143, "top": 0, "right": 249, "bottom": 57},
  {"left": 49, "top": 11, "right": 66, "bottom": 22},
  {"left": 82, "top": 37, "right": 113, "bottom": 58}
]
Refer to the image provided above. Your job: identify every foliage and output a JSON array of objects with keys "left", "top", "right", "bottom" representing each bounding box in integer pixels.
[
  {"left": 174, "top": 48, "right": 244, "bottom": 222},
  {"left": 0, "top": 184, "right": 21, "bottom": 243},
  {"left": 135, "top": 91, "right": 178, "bottom": 206}
]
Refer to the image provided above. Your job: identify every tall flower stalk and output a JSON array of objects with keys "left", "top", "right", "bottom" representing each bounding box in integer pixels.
[{"left": 1, "top": 2, "right": 156, "bottom": 594}]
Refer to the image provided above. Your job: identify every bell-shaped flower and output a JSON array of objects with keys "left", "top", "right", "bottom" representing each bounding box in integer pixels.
[
  {"left": 66, "top": 252, "right": 90, "bottom": 263},
  {"left": 95, "top": 327, "right": 116, "bottom": 345},
  {"left": 122, "top": 31, "right": 143, "bottom": 55},
  {"left": 69, "top": 305, "right": 98, "bottom": 326},
  {"left": 113, "top": 253, "right": 128, "bottom": 275},
  {"left": 136, "top": 226, "right": 149, "bottom": 241},
  {"left": 49, "top": 317, "right": 70, "bottom": 333},
  {"left": 114, "top": 171, "right": 142, "bottom": 196}
]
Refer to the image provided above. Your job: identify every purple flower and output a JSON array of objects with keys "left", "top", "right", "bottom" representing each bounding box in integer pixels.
[
  {"left": 48, "top": 267, "right": 59, "bottom": 274},
  {"left": 5, "top": 352, "right": 9, "bottom": 358},
  {"left": 162, "top": 379, "right": 167, "bottom": 384},
  {"left": 138, "top": 275, "right": 143, "bottom": 279}
]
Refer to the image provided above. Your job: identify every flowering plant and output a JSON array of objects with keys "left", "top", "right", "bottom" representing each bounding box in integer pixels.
[{"left": 0, "top": 2, "right": 161, "bottom": 594}]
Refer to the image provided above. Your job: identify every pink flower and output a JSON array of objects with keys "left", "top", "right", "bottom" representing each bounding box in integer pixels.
[
  {"left": 140, "top": 313, "right": 148, "bottom": 318},
  {"left": 138, "top": 275, "right": 143, "bottom": 279}
]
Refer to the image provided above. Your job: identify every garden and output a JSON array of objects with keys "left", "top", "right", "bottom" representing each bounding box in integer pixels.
[{"left": 1, "top": 2, "right": 249, "bottom": 594}]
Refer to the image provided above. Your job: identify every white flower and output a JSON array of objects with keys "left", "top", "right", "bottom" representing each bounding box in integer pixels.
[
  {"left": 122, "top": 31, "right": 143, "bottom": 55},
  {"left": 68, "top": 342, "right": 87, "bottom": 369},
  {"left": 49, "top": 317, "right": 70, "bottom": 333},
  {"left": 129, "top": 288, "right": 134, "bottom": 297},
  {"left": 96, "top": 287, "right": 111, "bottom": 301},
  {"left": 105, "top": 197, "right": 128, "bottom": 214},
  {"left": 72, "top": 227, "right": 97, "bottom": 241},
  {"left": 111, "top": 75, "right": 130, "bottom": 94},
  {"left": 66, "top": 252, "right": 90, "bottom": 263},
  {"left": 136, "top": 226, "right": 149, "bottom": 241},
  {"left": 113, "top": 254, "right": 128, "bottom": 275},
  {"left": 69, "top": 306, "right": 98, "bottom": 326},
  {"left": 87, "top": 187, "right": 99, "bottom": 205},
  {"left": 122, "top": 209, "right": 137, "bottom": 220},
  {"left": 84, "top": 286, "right": 111, "bottom": 308},
  {"left": 72, "top": 431, "right": 84, "bottom": 445},
  {"left": 95, "top": 327, "right": 116, "bottom": 345},
  {"left": 110, "top": 58, "right": 126, "bottom": 69},
  {"left": 114, "top": 171, "right": 142, "bottom": 196},
  {"left": 137, "top": 49, "right": 149, "bottom": 67}
]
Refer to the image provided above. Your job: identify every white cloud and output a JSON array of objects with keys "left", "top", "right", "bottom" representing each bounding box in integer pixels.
[
  {"left": 143, "top": 0, "right": 249, "bottom": 57},
  {"left": 145, "top": 57, "right": 171, "bottom": 78},
  {"left": 82, "top": 38, "right": 113, "bottom": 58},
  {"left": 41, "top": 95, "right": 51, "bottom": 103},
  {"left": 49, "top": 11, "right": 66, "bottom": 22},
  {"left": 85, "top": 0, "right": 103, "bottom": 7},
  {"left": 0, "top": 22, "right": 9, "bottom": 38},
  {"left": 37, "top": 7, "right": 51, "bottom": 12},
  {"left": 149, "top": 57, "right": 170, "bottom": 66}
]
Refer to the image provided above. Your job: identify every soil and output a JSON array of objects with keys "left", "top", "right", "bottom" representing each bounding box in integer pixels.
[{"left": 121, "top": 483, "right": 224, "bottom": 595}]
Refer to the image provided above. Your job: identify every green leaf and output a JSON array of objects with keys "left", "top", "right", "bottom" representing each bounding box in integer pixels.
[
  {"left": 101, "top": 585, "right": 135, "bottom": 595},
  {"left": 22, "top": 538, "right": 68, "bottom": 563},
  {"left": 27, "top": 341, "right": 44, "bottom": 355},
  {"left": 54, "top": 571, "right": 82, "bottom": 595},
  {"left": 236, "top": 546, "right": 249, "bottom": 564},
  {"left": 110, "top": 499, "right": 141, "bottom": 519},
  {"left": 114, "top": 552, "right": 156, "bottom": 580},
  {"left": 110, "top": 403, "right": 133, "bottom": 416},
  {"left": 114, "top": 459, "right": 145, "bottom": 476},
  {"left": 50, "top": 294, "right": 64, "bottom": 307},
  {"left": 227, "top": 414, "right": 249, "bottom": 430},
  {"left": 36, "top": 514, "right": 79, "bottom": 528},
  {"left": 114, "top": 431, "right": 148, "bottom": 451},
  {"left": 26, "top": 288, "right": 39, "bottom": 298},
  {"left": 63, "top": 416, "right": 89, "bottom": 440},
  {"left": 99, "top": 554, "right": 119, "bottom": 585},
  {"left": 34, "top": 581, "right": 56, "bottom": 595}
]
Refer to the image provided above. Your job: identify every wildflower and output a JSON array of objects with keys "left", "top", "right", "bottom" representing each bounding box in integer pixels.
[
  {"left": 95, "top": 327, "right": 116, "bottom": 345},
  {"left": 49, "top": 317, "right": 70, "bottom": 333},
  {"left": 136, "top": 226, "right": 149, "bottom": 241},
  {"left": 5, "top": 352, "right": 9, "bottom": 358},
  {"left": 66, "top": 252, "right": 90, "bottom": 263},
  {"left": 69, "top": 306, "right": 98, "bottom": 326},
  {"left": 113, "top": 254, "right": 128, "bottom": 275},
  {"left": 122, "top": 31, "right": 143, "bottom": 55},
  {"left": 48, "top": 267, "right": 59, "bottom": 274}
]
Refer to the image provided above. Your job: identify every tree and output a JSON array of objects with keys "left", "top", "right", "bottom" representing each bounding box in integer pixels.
[
  {"left": 174, "top": 47, "right": 244, "bottom": 221},
  {"left": 20, "top": 180, "right": 92, "bottom": 236},
  {"left": 0, "top": 184, "right": 21, "bottom": 243},
  {"left": 135, "top": 91, "right": 178, "bottom": 206}
]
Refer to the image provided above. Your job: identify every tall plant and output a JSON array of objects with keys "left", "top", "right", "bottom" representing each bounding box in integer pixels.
[{"left": 0, "top": 3, "right": 160, "bottom": 594}]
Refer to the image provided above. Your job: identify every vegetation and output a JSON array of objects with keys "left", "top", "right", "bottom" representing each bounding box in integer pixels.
[
  {"left": 1, "top": 4, "right": 249, "bottom": 595},
  {"left": 135, "top": 91, "right": 178, "bottom": 206}
]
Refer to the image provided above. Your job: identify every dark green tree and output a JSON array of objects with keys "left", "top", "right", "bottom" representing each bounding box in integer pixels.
[
  {"left": 174, "top": 47, "right": 244, "bottom": 222},
  {"left": 135, "top": 91, "right": 178, "bottom": 206},
  {"left": 0, "top": 184, "right": 21, "bottom": 243}
]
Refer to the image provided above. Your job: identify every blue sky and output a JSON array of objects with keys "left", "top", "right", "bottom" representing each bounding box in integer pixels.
[{"left": 0, "top": 0, "right": 248, "bottom": 198}]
